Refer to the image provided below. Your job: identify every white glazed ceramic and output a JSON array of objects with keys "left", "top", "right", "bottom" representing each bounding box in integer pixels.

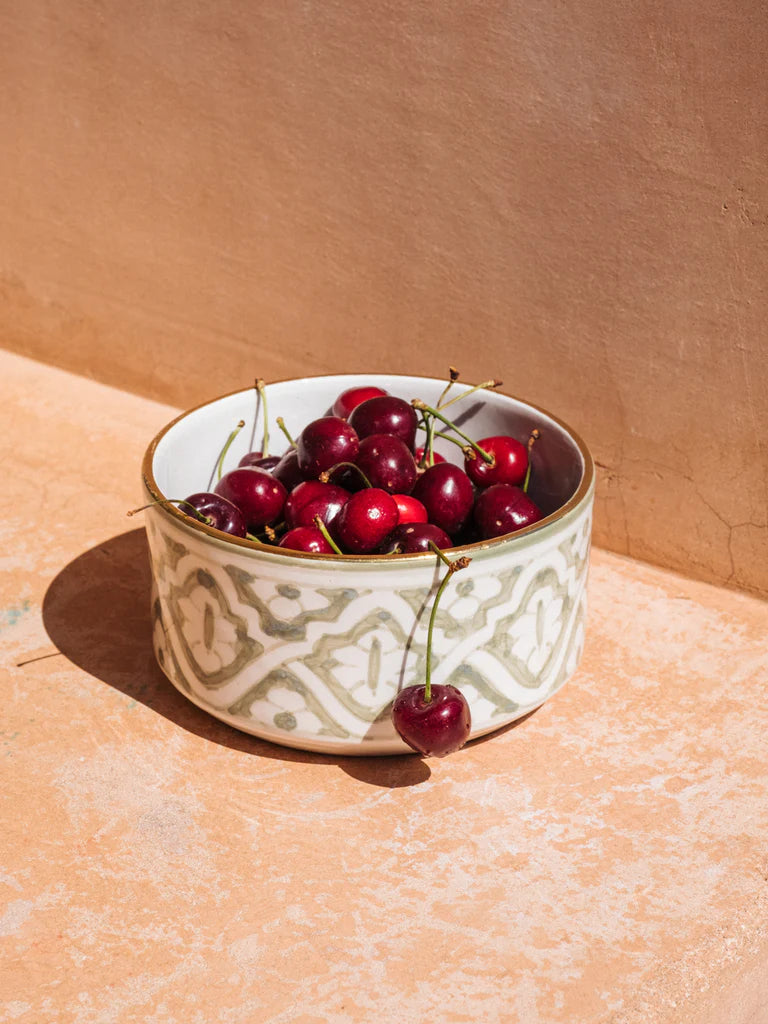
[{"left": 142, "top": 374, "right": 594, "bottom": 755}]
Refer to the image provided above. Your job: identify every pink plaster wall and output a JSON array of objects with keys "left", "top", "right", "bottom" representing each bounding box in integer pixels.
[{"left": 1, "top": 0, "right": 766, "bottom": 594}]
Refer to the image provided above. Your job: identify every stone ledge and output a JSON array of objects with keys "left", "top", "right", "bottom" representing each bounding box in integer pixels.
[{"left": 2, "top": 349, "right": 766, "bottom": 1023}]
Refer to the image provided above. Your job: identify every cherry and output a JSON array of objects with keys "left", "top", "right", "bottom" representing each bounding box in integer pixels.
[
  {"left": 284, "top": 480, "right": 350, "bottom": 530},
  {"left": 181, "top": 492, "right": 248, "bottom": 537},
  {"left": 127, "top": 493, "right": 247, "bottom": 538},
  {"left": 354, "top": 434, "right": 417, "bottom": 495},
  {"left": 380, "top": 521, "right": 451, "bottom": 554},
  {"left": 348, "top": 396, "right": 419, "bottom": 450},
  {"left": 473, "top": 483, "right": 543, "bottom": 539},
  {"left": 297, "top": 417, "right": 359, "bottom": 479},
  {"left": 391, "top": 546, "right": 472, "bottom": 756},
  {"left": 332, "top": 488, "right": 399, "bottom": 554},
  {"left": 271, "top": 449, "right": 304, "bottom": 490},
  {"left": 392, "top": 684, "right": 471, "bottom": 757},
  {"left": 332, "top": 385, "right": 388, "bottom": 419},
  {"left": 238, "top": 451, "right": 281, "bottom": 471},
  {"left": 392, "top": 493, "right": 428, "bottom": 525},
  {"left": 279, "top": 525, "right": 334, "bottom": 553},
  {"left": 464, "top": 435, "right": 527, "bottom": 488},
  {"left": 214, "top": 467, "right": 287, "bottom": 530},
  {"left": 411, "top": 462, "right": 474, "bottom": 537}
]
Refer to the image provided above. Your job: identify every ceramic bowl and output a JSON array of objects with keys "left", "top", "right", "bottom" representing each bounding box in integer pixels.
[{"left": 142, "top": 374, "right": 594, "bottom": 756}]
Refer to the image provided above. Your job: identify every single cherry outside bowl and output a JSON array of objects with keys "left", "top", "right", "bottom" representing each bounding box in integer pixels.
[{"left": 141, "top": 374, "right": 594, "bottom": 756}]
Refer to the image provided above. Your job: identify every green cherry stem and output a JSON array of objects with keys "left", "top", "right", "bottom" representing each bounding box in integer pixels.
[
  {"left": 215, "top": 419, "right": 246, "bottom": 481},
  {"left": 276, "top": 416, "right": 297, "bottom": 449},
  {"left": 427, "top": 540, "right": 454, "bottom": 569},
  {"left": 425, "top": 415, "right": 437, "bottom": 467},
  {"left": 433, "top": 430, "right": 471, "bottom": 452},
  {"left": 523, "top": 428, "right": 540, "bottom": 494},
  {"left": 319, "top": 462, "right": 373, "bottom": 488},
  {"left": 415, "top": 414, "right": 435, "bottom": 468},
  {"left": 255, "top": 379, "right": 270, "bottom": 457},
  {"left": 424, "top": 542, "right": 471, "bottom": 702},
  {"left": 313, "top": 515, "right": 344, "bottom": 555},
  {"left": 436, "top": 365, "right": 461, "bottom": 408},
  {"left": 411, "top": 400, "right": 494, "bottom": 465},
  {"left": 437, "top": 378, "right": 503, "bottom": 411},
  {"left": 127, "top": 498, "right": 212, "bottom": 526}
]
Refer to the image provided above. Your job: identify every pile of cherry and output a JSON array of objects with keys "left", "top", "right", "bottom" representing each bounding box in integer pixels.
[{"left": 179, "top": 380, "right": 543, "bottom": 556}]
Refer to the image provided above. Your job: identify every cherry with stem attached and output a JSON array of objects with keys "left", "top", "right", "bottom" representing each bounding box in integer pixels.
[
  {"left": 127, "top": 493, "right": 248, "bottom": 538},
  {"left": 391, "top": 544, "right": 472, "bottom": 757},
  {"left": 297, "top": 416, "right": 359, "bottom": 479}
]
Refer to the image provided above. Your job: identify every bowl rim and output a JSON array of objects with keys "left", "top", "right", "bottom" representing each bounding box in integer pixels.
[{"left": 141, "top": 373, "right": 595, "bottom": 563}]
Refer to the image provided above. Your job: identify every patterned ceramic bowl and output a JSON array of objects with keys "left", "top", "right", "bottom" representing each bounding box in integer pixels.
[{"left": 142, "top": 374, "right": 594, "bottom": 756}]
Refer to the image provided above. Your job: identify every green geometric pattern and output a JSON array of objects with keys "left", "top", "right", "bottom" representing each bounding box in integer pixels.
[{"left": 146, "top": 505, "right": 592, "bottom": 751}]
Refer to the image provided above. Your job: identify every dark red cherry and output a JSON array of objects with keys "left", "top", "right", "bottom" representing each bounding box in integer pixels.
[
  {"left": 392, "top": 684, "right": 471, "bottom": 757},
  {"left": 464, "top": 435, "right": 528, "bottom": 488},
  {"left": 238, "top": 451, "right": 281, "bottom": 471},
  {"left": 284, "top": 480, "right": 350, "bottom": 530},
  {"left": 473, "top": 483, "right": 543, "bottom": 539},
  {"left": 380, "top": 521, "right": 452, "bottom": 554},
  {"left": 392, "top": 493, "right": 428, "bottom": 525},
  {"left": 214, "top": 467, "right": 287, "bottom": 530},
  {"left": 348, "top": 396, "right": 418, "bottom": 450},
  {"left": 279, "top": 526, "right": 334, "bottom": 554},
  {"left": 355, "top": 434, "right": 417, "bottom": 494},
  {"left": 332, "top": 488, "right": 399, "bottom": 554},
  {"left": 271, "top": 449, "right": 304, "bottom": 490},
  {"left": 411, "top": 463, "right": 474, "bottom": 536},
  {"left": 332, "top": 385, "right": 388, "bottom": 419},
  {"left": 297, "top": 417, "right": 359, "bottom": 479},
  {"left": 180, "top": 492, "right": 247, "bottom": 537}
]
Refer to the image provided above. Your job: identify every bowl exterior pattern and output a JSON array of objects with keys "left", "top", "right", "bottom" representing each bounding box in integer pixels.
[{"left": 145, "top": 493, "right": 592, "bottom": 756}]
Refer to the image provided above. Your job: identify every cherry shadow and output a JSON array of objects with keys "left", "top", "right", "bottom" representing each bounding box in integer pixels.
[{"left": 41, "top": 528, "right": 430, "bottom": 787}]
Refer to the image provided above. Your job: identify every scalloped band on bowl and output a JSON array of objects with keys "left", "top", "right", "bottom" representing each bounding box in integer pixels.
[{"left": 142, "top": 374, "right": 594, "bottom": 756}]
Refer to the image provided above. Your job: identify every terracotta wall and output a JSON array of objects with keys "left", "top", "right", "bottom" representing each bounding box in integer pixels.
[{"left": 1, "top": 1, "right": 767, "bottom": 595}]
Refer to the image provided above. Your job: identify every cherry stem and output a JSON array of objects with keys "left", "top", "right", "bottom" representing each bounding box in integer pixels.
[
  {"left": 432, "top": 430, "right": 469, "bottom": 452},
  {"left": 313, "top": 515, "right": 344, "bottom": 555},
  {"left": 319, "top": 462, "right": 373, "bottom": 488},
  {"left": 523, "top": 428, "right": 540, "bottom": 494},
  {"left": 215, "top": 420, "right": 246, "bottom": 481},
  {"left": 276, "top": 416, "right": 297, "bottom": 449},
  {"left": 424, "top": 542, "right": 471, "bottom": 702},
  {"left": 415, "top": 415, "right": 436, "bottom": 468},
  {"left": 436, "top": 365, "right": 461, "bottom": 408},
  {"left": 255, "top": 379, "right": 270, "bottom": 457},
  {"left": 411, "top": 400, "right": 494, "bottom": 465},
  {"left": 438, "top": 379, "right": 503, "bottom": 411},
  {"left": 425, "top": 416, "right": 437, "bottom": 467},
  {"left": 127, "top": 498, "right": 212, "bottom": 526}
]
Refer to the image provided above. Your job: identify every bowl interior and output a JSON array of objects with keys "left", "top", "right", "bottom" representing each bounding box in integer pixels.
[{"left": 149, "top": 374, "right": 587, "bottom": 523}]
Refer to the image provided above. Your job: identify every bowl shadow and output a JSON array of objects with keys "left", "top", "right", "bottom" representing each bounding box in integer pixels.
[{"left": 41, "top": 528, "right": 436, "bottom": 787}]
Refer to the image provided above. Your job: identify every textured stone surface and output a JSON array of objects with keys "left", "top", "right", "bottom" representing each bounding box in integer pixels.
[
  {"left": 1, "top": 350, "right": 767, "bottom": 1022},
  {"left": 1, "top": 2, "right": 767, "bottom": 595}
]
